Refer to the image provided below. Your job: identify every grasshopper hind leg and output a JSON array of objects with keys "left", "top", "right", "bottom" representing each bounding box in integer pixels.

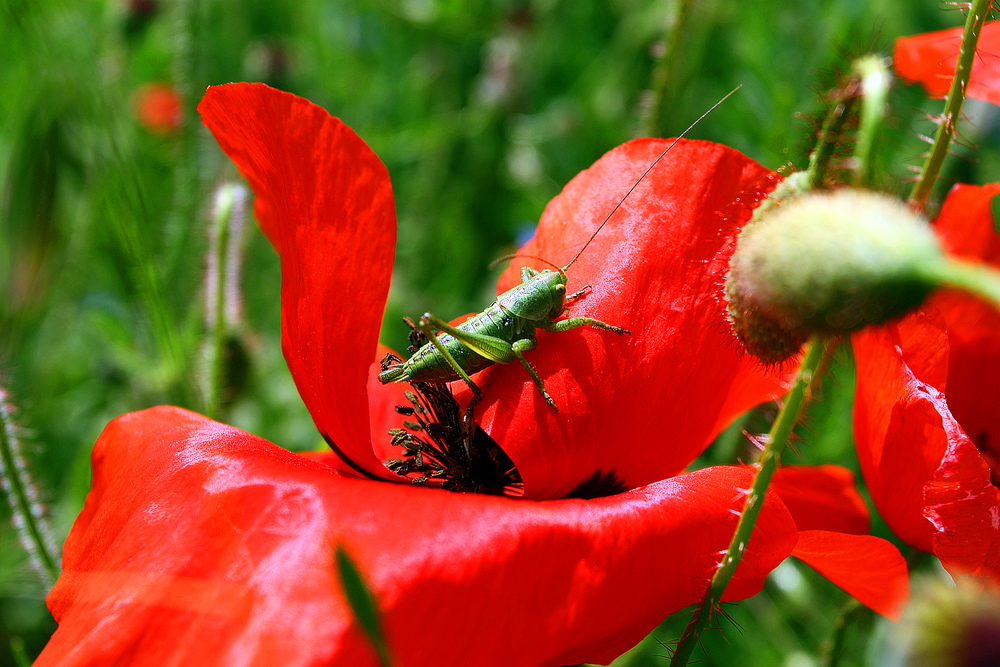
[{"left": 417, "top": 313, "right": 484, "bottom": 400}]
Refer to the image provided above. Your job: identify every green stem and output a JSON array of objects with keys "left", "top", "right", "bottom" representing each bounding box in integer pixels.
[
  {"left": 0, "top": 387, "right": 59, "bottom": 587},
  {"left": 851, "top": 55, "right": 891, "bottom": 187},
  {"left": 670, "top": 336, "right": 832, "bottom": 666},
  {"left": 10, "top": 637, "right": 31, "bottom": 667},
  {"left": 918, "top": 256, "right": 1000, "bottom": 312},
  {"left": 641, "top": 0, "right": 696, "bottom": 137},
  {"left": 908, "top": 0, "right": 991, "bottom": 210},
  {"left": 205, "top": 185, "right": 238, "bottom": 420},
  {"left": 823, "top": 599, "right": 869, "bottom": 667},
  {"left": 806, "top": 89, "right": 858, "bottom": 189}
]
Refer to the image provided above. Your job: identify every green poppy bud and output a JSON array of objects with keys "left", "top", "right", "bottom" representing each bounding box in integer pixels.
[{"left": 726, "top": 187, "right": 943, "bottom": 363}]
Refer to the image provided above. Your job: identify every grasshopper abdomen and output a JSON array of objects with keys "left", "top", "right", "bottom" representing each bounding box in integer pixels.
[{"left": 386, "top": 303, "right": 521, "bottom": 384}]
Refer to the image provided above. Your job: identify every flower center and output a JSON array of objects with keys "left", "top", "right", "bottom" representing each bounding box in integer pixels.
[{"left": 384, "top": 373, "right": 523, "bottom": 496}]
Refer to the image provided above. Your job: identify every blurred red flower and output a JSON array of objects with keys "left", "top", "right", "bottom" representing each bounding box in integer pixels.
[
  {"left": 35, "top": 83, "right": 908, "bottom": 666},
  {"left": 133, "top": 82, "right": 182, "bottom": 135},
  {"left": 894, "top": 21, "right": 1000, "bottom": 105},
  {"left": 854, "top": 183, "right": 1000, "bottom": 582}
]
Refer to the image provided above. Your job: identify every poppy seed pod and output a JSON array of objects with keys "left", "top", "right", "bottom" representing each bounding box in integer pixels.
[{"left": 726, "top": 188, "right": 943, "bottom": 363}]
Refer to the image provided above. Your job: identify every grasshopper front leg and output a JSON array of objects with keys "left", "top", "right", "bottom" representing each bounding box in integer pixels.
[
  {"left": 510, "top": 338, "right": 557, "bottom": 410},
  {"left": 542, "top": 316, "right": 630, "bottom": 336}
]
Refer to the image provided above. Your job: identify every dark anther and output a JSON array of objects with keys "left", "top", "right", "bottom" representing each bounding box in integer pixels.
[
  {"left": 384, "top": 380, "right": 522, "bottom": 496},
  {"left": 564, "top": 469, "right": 628, "bottom": 499}
]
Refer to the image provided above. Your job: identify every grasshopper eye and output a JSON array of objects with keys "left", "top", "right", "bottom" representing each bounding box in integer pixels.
[{"left": 554, "top": 284, "right": 565, "bottom": 292}]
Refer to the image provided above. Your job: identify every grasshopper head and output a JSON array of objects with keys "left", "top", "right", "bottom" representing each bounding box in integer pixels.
[{"left": 498, "top": 267, "right": 568, "bottom": 320}]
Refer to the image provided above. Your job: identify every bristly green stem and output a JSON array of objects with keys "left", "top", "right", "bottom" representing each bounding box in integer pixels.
[
  {"left": 0, "top": 386, "right": 59, "bottom": 587},
  {"left": 806, "top": 86, "right": 859, "bottom": 189},
  {"left": 669, "top": 335, "right": 833, "bottom": 666},
  {"left": 908, "top": 0, "right": 992, "bottom": 210}
]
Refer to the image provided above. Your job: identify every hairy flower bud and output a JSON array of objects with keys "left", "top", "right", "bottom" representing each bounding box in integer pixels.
[{"left": 726, "top": 188, "right": 943, "bottom": 363}]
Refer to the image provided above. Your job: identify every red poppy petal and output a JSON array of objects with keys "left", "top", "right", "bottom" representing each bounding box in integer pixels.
[
  {"left": 934, "top": 182, "right": 1000, "bottom": 262},
  {"left": 468, "top": 139, "right": 786, "bottom": 499},
  {"left": 366, "top": 345, "right": 412, "bottom": 466},
  {"left": 198, "top": 83, "right": 395, "bottom": 480},
  {"left": 853, "top": 314, "right": 951, "bottom": 552},
  {"left": 38, "top": 407, "right": 798, "bottom": 667},
  {"left": 771, "top": 465, "right": 870, "bottom": 535},
  {"left": 930, "top": 183, "right": 1000, "bottom": 472},
  {"left": 925, "top": 426, "right": 1000, "bottom": 581},
  {"left": 855, "top": 308, "right": 1000, "bottom": 582},
  {"left": 894, "top": 22, "right": 1000, "bottom": 106},
  {"left": 791, "top": 531, "right": 910, "bottom": 621}
]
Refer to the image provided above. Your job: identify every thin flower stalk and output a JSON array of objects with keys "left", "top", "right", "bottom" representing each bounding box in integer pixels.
[
  {"left": 916, "top": 255, "right": 1000, "bottom": 313},
  {"left": 640, "top": 0, "right": 695, "bottom": 138},
  {"left": 806, "top": 81, "right": 859, "bottom": 189},
  {"left": 823, "top": 599, "right": 868, "bottom": 667},
  {"left": 0, "top": 384, "right": 59, "bottom": 587},
  {"left": 670, "top": 335, "right": 832, "bottom": 666},
  {"left": 851, "top": 55, "right": 891, "bottom": 186},
  {"left": 908, "top": 0, "right": 992, "bottom": 209},
  {"left": 203, "top": 183, "right": 247, "bottom": 419}
]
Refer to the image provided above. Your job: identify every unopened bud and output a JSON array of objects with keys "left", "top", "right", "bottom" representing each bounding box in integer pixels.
[
  {"left": 895, "top": 579, "right": 1000, "bottom": 667},
  {"left": 726, "top": 188, "right": 943, "bottom": 363}
]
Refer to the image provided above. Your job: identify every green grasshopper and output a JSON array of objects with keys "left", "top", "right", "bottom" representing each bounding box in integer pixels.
[
  {"left": 378, "top": 256, "right": 627, "bottom": 411},
  {"left": 378, "top": 88, "right": 740, "bottom": 411}
]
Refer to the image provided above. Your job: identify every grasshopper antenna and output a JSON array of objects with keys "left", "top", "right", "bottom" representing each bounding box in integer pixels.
[
  {"left": 562, "top": 84, "right": 743, "bottom": 271},
  {"left": 489, "top": 253, "right": 564, "bottom": 274}
]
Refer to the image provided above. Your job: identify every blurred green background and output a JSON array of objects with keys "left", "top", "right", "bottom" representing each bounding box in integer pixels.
[{"left": 1, "top": 0, "right": 995, "bottom": 664}]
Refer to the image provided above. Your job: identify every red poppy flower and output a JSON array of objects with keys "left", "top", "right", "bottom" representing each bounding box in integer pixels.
[
  {"left": 854, "top": 182, "right": 1000, "bottom": 581},
  {"left": 133, "top": 82, "right": 183, "bottom": 135},
  {"left": 36, "top": 83, "right": 908, "bottom": 665},
  {"left": 894, "top": 21, "right": 1000, "bottom": 106}
]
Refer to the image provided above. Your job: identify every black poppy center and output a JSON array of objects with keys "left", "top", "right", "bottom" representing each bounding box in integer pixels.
[{"left": 383, "top": 374, "right": 523, "bottom": 497}]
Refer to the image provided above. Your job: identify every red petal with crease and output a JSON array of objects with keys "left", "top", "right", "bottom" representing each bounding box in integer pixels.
[
  {"left": 894, "top": 22, "right": 1000, "bottom": 106},
  {"left": 473, "top": 139, "right": 788, "bottom": 499},
  {"left": 925, "top": 428, "right": 1000, "bottom": 580},
  {"left": 37, "top": 407, "right": 798, "bottom": 667},
  {"left": 198, "top": 83, "right": 396, "bottom": 480},
  {"left": 853, "top": 314, "right": 951, "bottom": 552},
  {"left": 792, "top": 531, "right": 910, "bottom": 621},
  {"left": 924, "top": 184, "right": 1000, "bottom": 580},
  {"left": 771, "top": 465, "right": 870, "bottom": 535},
  {"left": 929, "top": 183, "right": 1000, "bottom": 476},
  {"left": 854, "top": 312, "right": 1000, "bottom": 582}
]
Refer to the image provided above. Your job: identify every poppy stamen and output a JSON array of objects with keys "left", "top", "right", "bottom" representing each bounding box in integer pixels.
[{"left": 384, "top": 380, "right": 522, "bottom": 496}]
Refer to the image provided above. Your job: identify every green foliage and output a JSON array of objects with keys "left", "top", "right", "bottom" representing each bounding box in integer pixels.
[
  {"left": 0, "top": 0, "right": 983, "bottom": 664},
  {"left": 335, "top": 545, "right": 392, "bottom": 667}
]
